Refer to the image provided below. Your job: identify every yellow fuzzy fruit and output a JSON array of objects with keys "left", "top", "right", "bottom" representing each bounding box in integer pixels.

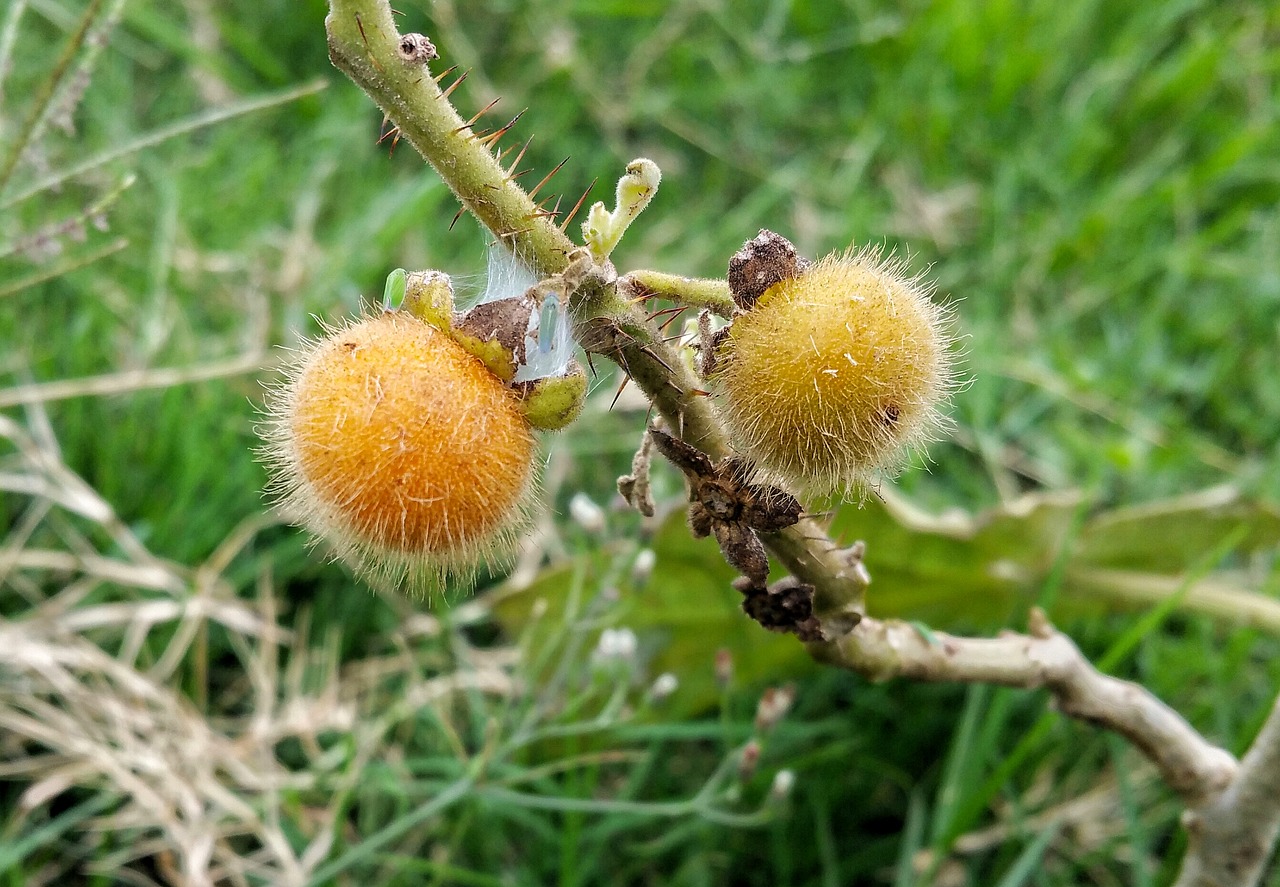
[
  {"left": 715, "top": 247, "right": 954, "bottom": 497},
  {"left": 262, "top": 311, "right": 536, "bottom": 587}
]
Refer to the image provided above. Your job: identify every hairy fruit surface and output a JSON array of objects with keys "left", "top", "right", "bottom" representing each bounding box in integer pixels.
[
  {"left": 715, "top": 247, "right": 954, "bottom": 496},
  {"left": 263, "top": 311, "right": 536, "bottom": 586}
]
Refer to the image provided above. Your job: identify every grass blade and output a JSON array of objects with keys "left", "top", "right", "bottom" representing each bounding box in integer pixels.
[{"left": 0, "top": 79, "right": 326, "bottom": 208}]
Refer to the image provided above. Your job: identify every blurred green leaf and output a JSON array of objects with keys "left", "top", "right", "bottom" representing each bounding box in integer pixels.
[
  {"left": 1073, "top": 485, "right": 1280, "bottom": 571},
  {"left": 489, "top": 516, "right": 811, "bottom": 715},
  {"left": 492, "top": 485, "right": 1280, "bottom": 713}
]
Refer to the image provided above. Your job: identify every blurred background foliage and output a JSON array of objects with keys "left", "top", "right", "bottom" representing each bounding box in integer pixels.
[{"left": 1, "top": 0, "right": 1278, "bottom": 884}]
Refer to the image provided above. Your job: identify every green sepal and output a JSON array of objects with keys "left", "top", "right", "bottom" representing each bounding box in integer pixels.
[
  {"left": 448, "top": 294, "right": 536, "bottom": 383},
  {"left": 452, "top": 331, "right": 519, "bottom": 382},
  {"left": 400, "top": 270, "right": 455, "bottom": 331},
  {"left": 516, "top": 360, "right": 588, "bottom": 431}
]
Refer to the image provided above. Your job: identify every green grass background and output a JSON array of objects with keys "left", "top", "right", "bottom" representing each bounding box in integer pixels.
[{"left": 2, "top": 0, "right": 1279, "bottom": 884}]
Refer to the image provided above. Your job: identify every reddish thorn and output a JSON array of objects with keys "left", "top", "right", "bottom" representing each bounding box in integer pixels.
[
  {"left": 559, "top": 178, "right": 596, "bottom": 231},
  {"left": 659, "top": 307, "right": 689, "bottom": 333},
  {"left": 466, "top": 96, "right": 501, "bottom": 127},
  {"left": 441, "top": 70, "right": 470, "bottom": 99},
  {"left": 646, "top": 305, "right": 685, "bottom": 322},
  {"left": 529, "top": 156, "right": 570, "bottom": 199},
  {"left": 610, "top": 375, "right": 632, "bottom": 411}
]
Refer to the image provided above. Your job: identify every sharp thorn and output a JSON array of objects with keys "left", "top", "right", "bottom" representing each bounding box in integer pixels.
[
  {"left": 355, "top": 14, "right": 385, "bottom": 75},
  {"left": 529, "top": 156, "right": 570, "bottom": 199},
  {"left": 637, "top": 343, "right": 674, "bottom": 373},
  {"left": 610, "top": 374, "right": 632, "bottom": 411},
  {"left": 466, "top": 96, "right": 501, "bottom": 127},
  {"left": 506, "top": 137, "right": 533, "bottom": 177},
  {"left": 659, "top": 307, "right": 689, "bottom": 333},
  {"left": 449, "top": 206, "right": 467, "bottom": 230},
  {"left": 433, "top": 64, "right": 459, "bottom": 83},
  {"left": 441, "top": 69, "right": 470, "bottom": 99},
  {"left": 559, "top": 177, "right": 596, "bottom": 231},
  {"left": 480, "top": 109, "right": 526, "bottom": 148},
  {"left": 646, "top": 305, "right": 685, "bottom": 323}
]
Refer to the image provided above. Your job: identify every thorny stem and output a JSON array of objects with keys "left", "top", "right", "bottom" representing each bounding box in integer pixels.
[
  {"left": 324, "top": 3, "right": 1280, "bottom": 882},
  {"left": 326, "top": 0, "right": 718, "bottom": 450}
]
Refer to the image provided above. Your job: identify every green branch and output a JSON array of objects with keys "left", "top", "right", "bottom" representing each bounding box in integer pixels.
[
  {"left": 324, "top": 0, "right": 723, "bottom": 454},
  {"left": 623, "top": 270, "right": 735, "bottom": 318},
  {"left": 326, "top": 0, "right": 570, "bottom": 273}
]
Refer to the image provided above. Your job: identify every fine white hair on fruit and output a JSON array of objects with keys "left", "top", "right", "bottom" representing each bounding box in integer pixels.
[
  {"left": 714, "top": 244, "right": 959, "bottom": 498},
  {"left": 258, "top": 311, "right": 540, "bottom": 592}
]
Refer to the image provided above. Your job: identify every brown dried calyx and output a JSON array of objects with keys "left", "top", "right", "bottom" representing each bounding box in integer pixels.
[
  {"left": 732, "top": 576, "right": 823, "bottom": 641},
  {"left": 726, "top": 229, "right": 810, "bottom": 311},
  {"left": 647, "top": 427, "right": 802, "bottom": 588},
  {"left": 396, "top": 33, "right": 438, "bottom": 64},
  {"left": 617, "top": 427, "right": 655, "bottom": 517}
]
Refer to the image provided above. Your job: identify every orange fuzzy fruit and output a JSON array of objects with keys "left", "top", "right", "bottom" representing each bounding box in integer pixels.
[
  {"left": 262, "top": 311, "right": 536, "bottom": 586},
  {"left": 714, "top": 247, "right": 955, "bottom": 497}
]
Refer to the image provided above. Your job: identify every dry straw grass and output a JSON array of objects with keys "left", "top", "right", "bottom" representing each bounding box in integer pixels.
[{"left": 0, "top": 402, "right": 514, "bottom": 886}]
